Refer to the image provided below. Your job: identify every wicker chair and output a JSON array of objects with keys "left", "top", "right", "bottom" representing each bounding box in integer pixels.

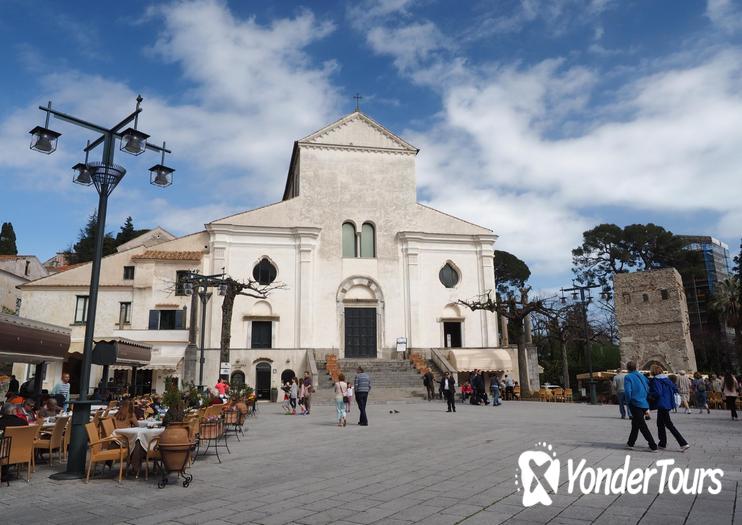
[
  {"left": 84, "top": 422, "right": 128, "bottom": 483},
  {"left": 1, "top": 426, "right": 38, "bottom": 481},
  {"left": 552, "top": 388, "right": 564, "bottom": 402},
  {"left": 34, "top": 416, "right": 69, "bottom": 466},
  {"left": 563, "top": 388, "right": 574, "bottom": 402}
]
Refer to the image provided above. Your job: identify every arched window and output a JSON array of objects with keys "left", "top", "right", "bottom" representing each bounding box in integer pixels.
[
  {"left": 439, "top": 263, "right": 460, "bottom": 288},
  {"left": 342, "top": 222, "right": 357, "bottom": 258},
  {"left": 253, "top": 258, "right": 277, "bottom": 285},
  {"left": 360, "top": 222, "right": 375, "bottom": 258}
]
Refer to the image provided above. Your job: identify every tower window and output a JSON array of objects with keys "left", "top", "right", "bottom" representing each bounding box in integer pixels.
[
  {"left": 342, "top": 222, "right": 357, "bottom": 258},
  {"left": 360, "top": 223, "right": 375, "bottom": 258}
]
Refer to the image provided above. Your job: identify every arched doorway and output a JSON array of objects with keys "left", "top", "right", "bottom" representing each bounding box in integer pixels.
[
  {"left": 231, "top": 370, "right": 246, "bottom": 391},
  {"left": 281, "top": 369, "right": 296, "bottom": 384},
  {"left": 337, "top": 276, "right": 384, "bottom": 359},
  {"left": 255, "top": 362, "right": 271, "bottom": 400}
]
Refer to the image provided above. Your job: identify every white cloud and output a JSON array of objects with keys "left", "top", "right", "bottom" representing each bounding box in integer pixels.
[
  {"left": 1, "top": 0, "right": 341, "bottom": 237},
  {"left": 364, "top": 12, "right": 742, "bottom": 277},
  {"left": 706, "top": 0, "right": 742, "bottom": 33},
  {"left": 366, "top": 22, "right": 448, "bottom": 72}
]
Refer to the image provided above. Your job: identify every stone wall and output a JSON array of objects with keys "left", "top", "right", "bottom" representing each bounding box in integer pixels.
[{"left": 614, "top": 268, "right": 697, "bottom": 372}]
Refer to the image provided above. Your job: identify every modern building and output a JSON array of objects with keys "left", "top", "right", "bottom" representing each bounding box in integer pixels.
[
  {"left": 678, "top": 235, "right": 735, "bottom": 370},
  {"left": 614, "top": 268, "right": 697, "bottom": 373},
  {"left": 18, "top": 110, "right": 529, "bottom": 397}
]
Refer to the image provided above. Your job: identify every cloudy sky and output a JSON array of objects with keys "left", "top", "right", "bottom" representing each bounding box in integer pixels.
[{"left": 1, "top": 0, "right": 741, "bottom": 291}]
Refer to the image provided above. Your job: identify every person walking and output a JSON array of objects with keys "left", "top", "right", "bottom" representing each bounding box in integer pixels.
[
  {"left": 334, "top": 373, "right": 348, "bottom": 427},
  {"left": 624, "top": 361, "right": 658, "bottom": 452},
  {"left": 345, "top": 381, "right": 353, "bottom": 415},
  {"left": 649, "top": 364, "right": 690, "bottom": 451},
  {"left": 302, "top": 371, "right": 313, "bottom": 416},
  {"left": 491, "top": 374, "right": 501, "bottom": 406},
  {"left": 440, "top": 371, "right": 456, "bottom": 413},
  {"left": 289, "top": 377, "right": 298, "bottom": 415},
  {"left": 354, "top": 367, "right": 371, "bottom": 426},
  {"left": 51, "top": 373, "right": 71, "bottom": 411},
  {"left": 612, "top": 367, "right": 629, "bottom": 419},
  {"left": 722, "top": 372, "right": 738, "bottom": 420},
  {"left": 423, "top": 370, "right": 435, "bottom": 401},
  {"left": 504, "top": 375, "right": 514, "bottom": 400},
  {"left": 676, "top": 370, "right": 692, "bottom": 414},
  {"left": 692, "top": 372, "right": 710, "bottom": 414}
]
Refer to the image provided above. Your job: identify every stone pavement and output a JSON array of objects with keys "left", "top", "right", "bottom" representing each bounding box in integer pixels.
[{"left": 1, "top": 400, "right": 740, "bottom": 525}]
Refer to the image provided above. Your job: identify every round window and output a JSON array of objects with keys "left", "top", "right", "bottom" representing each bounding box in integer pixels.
[
  {"left": 253, "top": 258, "right": 277, "bottom": 285},
  {"left": 439, "top": 263, "right": 459, "bottom": 288}
]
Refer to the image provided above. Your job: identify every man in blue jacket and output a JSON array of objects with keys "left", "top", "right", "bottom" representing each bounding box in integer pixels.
[
  {"left": 649, "top": 364, "right": 689, "bottom": 451},
  {"left": 623, "top": 361, "right": 658, "bottom": 451}
]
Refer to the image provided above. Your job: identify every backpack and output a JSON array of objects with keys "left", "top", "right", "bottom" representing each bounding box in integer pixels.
[{"left": 696, "top": 379, "right": 706, "bottom": 392}]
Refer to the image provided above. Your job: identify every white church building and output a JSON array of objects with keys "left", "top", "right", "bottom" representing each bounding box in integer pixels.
[{"left": 18, "top": 111, "right": 528, "bottom": 397}]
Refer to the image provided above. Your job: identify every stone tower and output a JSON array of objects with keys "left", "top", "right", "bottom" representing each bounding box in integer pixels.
[{"left": 614, "top": 268, "right": 697, "bottom": 372}]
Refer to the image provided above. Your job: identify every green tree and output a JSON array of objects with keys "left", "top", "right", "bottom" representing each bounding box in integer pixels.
[
  {"left": 494, "top": 250, "right": 531, "bottom": 295},
  {"left": 0, "top": 222, "right": 18, "bottom": 255},
  {"left": 573, "top": 223, "right": 702, "bottom": 285},
  {"left": 571, "top": 224, "right": 632, "bottom": 286},
  {"left": 710, "top": 278, "right": 742, "bottom": 368},
  {"left": 65, "top": 211, "right": 117, "bottom": 264},
  {"left": 115, "top": 216, "right": 148, "bottom": 246}
]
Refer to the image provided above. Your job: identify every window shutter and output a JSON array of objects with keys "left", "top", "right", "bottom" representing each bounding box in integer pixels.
[
  {"left": 175, "top": 309, "right": 186, "bottom": 329},
  {"left": 148, "top": 310, "right": 159, "bottom": 330}
]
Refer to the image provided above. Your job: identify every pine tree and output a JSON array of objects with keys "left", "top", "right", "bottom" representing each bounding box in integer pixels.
[
  {"left": 0, "top": 222, "right": 18, "bottom": 255},
  {"left": 64, "top": 211, "right": 117, "bottom": 264},
  {"left": 114, "top": 216, "right": 148, "bottom": 247}
]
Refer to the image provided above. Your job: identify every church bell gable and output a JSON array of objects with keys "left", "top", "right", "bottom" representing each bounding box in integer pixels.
[{"left": 299, "top": 111, "right": 418, "bottom": 154}]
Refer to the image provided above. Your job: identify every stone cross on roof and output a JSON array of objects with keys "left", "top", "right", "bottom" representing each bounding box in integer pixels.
[{"left": 353, "top": 93, "right": 363, "bottom": 112}]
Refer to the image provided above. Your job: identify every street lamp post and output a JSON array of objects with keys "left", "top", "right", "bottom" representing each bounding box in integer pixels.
[
  {"left": 560, "top": 282, "right": 612, "bottom": 405},
  {"left": 181, "top": 271, "right": 226, "bottom": 390},
  {"left": 29, "top": 97, "right": 174, "bottom": 480}
]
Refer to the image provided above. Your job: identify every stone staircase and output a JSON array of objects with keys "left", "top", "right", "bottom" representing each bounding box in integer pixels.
[{"left": 312, "top": 357, "right": 443, "bottom": 404}]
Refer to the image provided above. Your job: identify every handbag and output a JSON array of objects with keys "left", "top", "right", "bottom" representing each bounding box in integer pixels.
[{"left": 673, "top": 393, "right": 681, "bottom": 408}]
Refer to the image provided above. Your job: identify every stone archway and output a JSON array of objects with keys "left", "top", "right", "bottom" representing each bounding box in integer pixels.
[{"left": 336, "top": 276, "right": 385, "bottom": 359}]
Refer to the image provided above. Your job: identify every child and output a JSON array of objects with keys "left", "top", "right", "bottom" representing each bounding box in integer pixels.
[{"left": 345, "top": 382, "right": 354, "bottom": 414}]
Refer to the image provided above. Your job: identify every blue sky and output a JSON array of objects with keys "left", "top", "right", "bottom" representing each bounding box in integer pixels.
[{"left": 1, "top": 0, "right": 741, "bottom": 293}]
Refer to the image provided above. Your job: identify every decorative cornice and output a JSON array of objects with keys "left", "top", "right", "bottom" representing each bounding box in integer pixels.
[{"left": 298, "top": 142, "right": 416, "bottom": 156}]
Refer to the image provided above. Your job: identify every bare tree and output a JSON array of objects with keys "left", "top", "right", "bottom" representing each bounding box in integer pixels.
[
  {"left": 459, "top": 288, "right": 553, "bottom": 397},
  {"left": 532, "top": 301, "right": 582, "bottom": 389},
  {"left": 219, "top": 277, "right": 285, "bottom": 363}
]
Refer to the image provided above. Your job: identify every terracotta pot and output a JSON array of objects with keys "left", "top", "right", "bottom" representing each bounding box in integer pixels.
[{"left": 159, "top": 422, "right": 191, "bottom": 472}]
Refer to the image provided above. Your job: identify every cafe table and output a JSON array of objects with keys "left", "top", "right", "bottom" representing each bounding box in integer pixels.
[{"left": 113, "top": 426, "right": 164, "bottom": 478}]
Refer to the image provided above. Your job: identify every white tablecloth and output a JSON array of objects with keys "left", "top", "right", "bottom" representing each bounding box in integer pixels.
[
  {"left": 113, "top": 427, "right": 164, "bottom": 453},
  {"left": 136, "top": 420, "right": 162, "bottom": 428}
]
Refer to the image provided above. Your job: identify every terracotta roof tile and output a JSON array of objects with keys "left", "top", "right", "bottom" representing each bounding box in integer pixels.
[{"left": 131, "top": 250, "right": 204, "bottom": 261}]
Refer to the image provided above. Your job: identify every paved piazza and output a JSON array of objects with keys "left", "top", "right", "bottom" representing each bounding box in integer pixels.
[{"left": 2, "top": 401, "right": 740, "bottom": 525}]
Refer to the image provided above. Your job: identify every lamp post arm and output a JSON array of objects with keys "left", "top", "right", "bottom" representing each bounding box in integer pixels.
[{"left": 41, "top": 106, "right": 110, "bottom": 135}]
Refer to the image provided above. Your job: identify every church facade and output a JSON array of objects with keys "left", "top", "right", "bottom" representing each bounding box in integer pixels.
[{"left": 18, "top": 111, "right": 520, "bottom": 396}]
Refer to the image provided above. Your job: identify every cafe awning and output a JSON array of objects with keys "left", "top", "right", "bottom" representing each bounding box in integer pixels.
[
  {"left": 93, "top": 338, "right": 152, "bottom": 367},
  {"left": 110, "top": 353, "right": 182, "bottom": 373},
  {"left": 448, "top": 348, "right": 513, "bottom": 373},
  {"left": 0, "top": 313, "right": 70, "bottom": 364},
  {"left": 576, "top": 371, "right": 617, "bottom": 381}
]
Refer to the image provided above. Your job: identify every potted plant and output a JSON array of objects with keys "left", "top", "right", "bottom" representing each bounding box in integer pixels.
[{"left": 158, "top": 386, "right": 192, "bottom": 475}]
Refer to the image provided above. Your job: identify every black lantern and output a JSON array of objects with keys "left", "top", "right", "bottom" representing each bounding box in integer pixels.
[
  {"left": 29, "top": 101, "right": 62, "bottom": 154},
  {"left": 72, "top": 163, "right": 94, "bottom": 185},
  {"left": 218, "top": 282, "right": 228, "bottom": 296},
  {"left": 29, "top": 126, "right": 62, "bottom": 154},
  {"left": 72, "top": 140, "right": 94, "bottom": 185},
  {"left": 183, "top": 281, "right": 194, "bottom": 296},
  {"left": 149, "top": 142, "right": 174, "bottom": 187},
  {"left": 560, "top": 294, "right": 567, "bottom": 305},
  {"left": 571, "top": 291, "right": 579, "bottom": 301},
  {"left": 120, "top": 127, "right": 149, "bottom": 155}
]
